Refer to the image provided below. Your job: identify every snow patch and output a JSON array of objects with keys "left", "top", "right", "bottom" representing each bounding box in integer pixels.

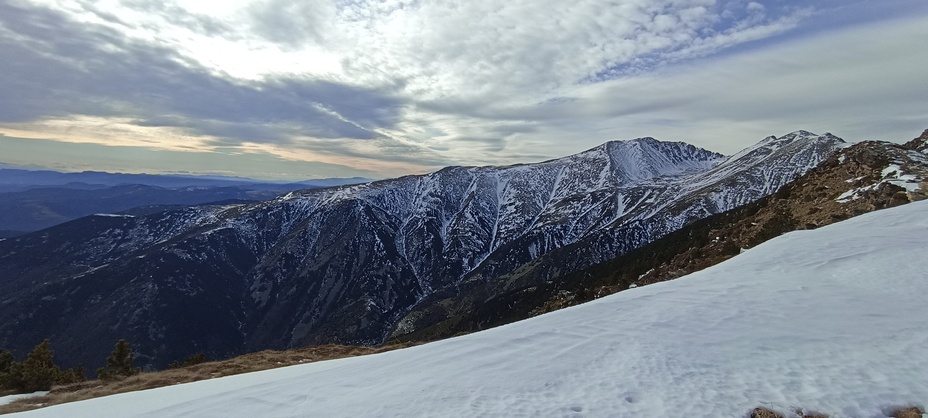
[
  {"left": 0, "top": 391, "right": 48, "bottom": 406},
  {"left": 838, "top": 162, "right": 924, "bottom": 202}
]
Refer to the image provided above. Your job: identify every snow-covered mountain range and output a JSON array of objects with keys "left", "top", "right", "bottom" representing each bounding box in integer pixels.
[
  {"left": 12, "top": 194, "right": 928, "bottom": 418},
  {"left": 394, "top": 130, "right": 928, "bottom": 342},
  {"left": 0, "top": 131, "right": 844, "bottom": 368}
]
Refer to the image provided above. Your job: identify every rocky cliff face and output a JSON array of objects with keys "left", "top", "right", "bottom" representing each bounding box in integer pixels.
[{"left": 0, "top": 132, "right": 843, "bottom": 368}]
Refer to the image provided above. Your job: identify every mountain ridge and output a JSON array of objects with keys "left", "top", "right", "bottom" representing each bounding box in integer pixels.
[
  {"left": 0, "top": 131, "right": 843, "bottom": 368},
  {"left": 390, "top": 131, "right": 927, "bottom": 342},
  {"left": 0, "top": 170, "right": 372, "bottom": 234}
]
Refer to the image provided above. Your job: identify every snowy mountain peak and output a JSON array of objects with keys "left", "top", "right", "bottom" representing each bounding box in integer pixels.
[
  {"left": 598, "top": 136, "right": 661, "bottom": 148},
  {"left": 0, "top": 131, "right": 846, "bottom": 369},
  {"left": 789, "top": 129, "right": 818, "bottom": 137},
  {"left": 724, "top": 130, "right": 844, "bottom": 165},
  {"left": 775, "top": 131, "right": 846, "bottom": 147},
  {"left": 557, "top": 137, "right": 724, "bottom": 185}
]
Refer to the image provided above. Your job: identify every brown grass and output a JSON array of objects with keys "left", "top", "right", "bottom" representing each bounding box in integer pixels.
[
  {"left": 751, "top": 406, "right": 924, "bottom": 418},
  {"left": 750, "top": 407, "right": 829, "bottom": 418},
  {"left": 893, "top": 407, "right": 925, "bottom": 418},
  {"left": 751, "top": 407, "right": 785, "bottom": 418},
  {"left": 0, "top": 343, "right": 418, "bottom": 415}
]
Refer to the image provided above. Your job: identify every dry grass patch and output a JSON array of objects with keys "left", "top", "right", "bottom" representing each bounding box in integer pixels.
[
  {"left": 0, "top": 343, "right": 418, "bottom": 415},
  {"left": 892, "top": 407, "right": 924, "bottom": 418},
  {"left": 751, "top": 407, "right": 786, "bottom": 418},
  {"left": 750, "top": 407, "right": 828, "bottom": 418},
  {"left": 751, "top": 406, "right": 924, "bottom": 418}
]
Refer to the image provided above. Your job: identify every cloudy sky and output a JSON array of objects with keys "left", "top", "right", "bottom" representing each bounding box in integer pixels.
[{"left": 1, "top": 0, "right": 926, "bottom": 180}]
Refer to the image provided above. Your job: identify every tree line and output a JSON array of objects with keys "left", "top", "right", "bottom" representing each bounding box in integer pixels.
[{"left": 0, "top": 339, "right": 140, "bottom": 394}]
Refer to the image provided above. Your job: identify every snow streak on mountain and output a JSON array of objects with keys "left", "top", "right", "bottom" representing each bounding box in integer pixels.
[{"left": 0, "top": 131, "right": 844, "bottom": 368}]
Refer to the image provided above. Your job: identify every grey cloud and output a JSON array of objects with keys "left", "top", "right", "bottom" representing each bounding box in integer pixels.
[
  {"left": 247, "top": 0, "right": 334, "bottom": 48},
  {"left": 541, "top": 13, "right": 928, "bottom": 155},
  {"left": 0, "top": 2, "right": 405, "bottom": 143},
  {"left": 416, "top": 92, "right": 695, "bottom": 125},
  {"left": 117, "top": 0, "right": 240, "bottom": 38},
  {"left": 291, "top": 137, "right": 454, "bottom": 168},
  {"left": 408, "top": 7, "right": 928, "bottom": 164},
  {"left": 415, "top": 98, "right": 567, "bottom": 123},
  {"left": 446, "top": 136, "right": 510, "bottom": 154},
  {"left": 490, "top": 123, "right": 539, "bottom": 137}
]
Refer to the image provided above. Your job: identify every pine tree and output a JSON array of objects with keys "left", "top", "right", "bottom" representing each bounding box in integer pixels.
[
  {"left": 7, "top": 340, "right": 62, "bottom": 392},
  {"left": 97, "top": 340, "right": 140, "bottom": 380},
  {"left": 0, "top": 350, "right": 12, "bottom": 372},
  {"left": 169, "top": 352, "right": 206, "bottom": 369},
  {"left": 0, "top": 349, "right": 13, "bottom": 390},
  {"left": 182, "top": 353, "right": 206, "bottom": 367},
  {"left": 56, "top": 364, "right": 85, "bottom": 385}
]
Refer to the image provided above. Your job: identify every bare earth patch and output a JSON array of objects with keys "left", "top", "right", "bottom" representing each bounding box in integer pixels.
[{"left": 0, "top": 343, "right": 417, "bottom": 415}]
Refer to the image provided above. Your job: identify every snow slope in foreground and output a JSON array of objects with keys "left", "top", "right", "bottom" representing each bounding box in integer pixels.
[{"left": 14, "top": 201, "right": 928, "bottom": 418}]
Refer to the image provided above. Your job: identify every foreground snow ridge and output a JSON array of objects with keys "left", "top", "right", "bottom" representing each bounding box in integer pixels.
[{"left": 16, "top": 202, "right": 928, "bottom": 418}]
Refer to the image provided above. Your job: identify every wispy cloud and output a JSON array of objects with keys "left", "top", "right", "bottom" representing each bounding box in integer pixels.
[{"left": 0, "top": 1, "right": 405, "bottom": 139}]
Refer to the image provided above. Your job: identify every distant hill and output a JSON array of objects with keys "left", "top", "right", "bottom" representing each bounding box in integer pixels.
[
  {"left": 0, "top": 168, "right": 370, "bottom": 192},
  {"left": 0, "top": 169, "right": 370, "bottom": 233},
  {"left": 0, "top": 185, "right": 277, "bottom": 233}
]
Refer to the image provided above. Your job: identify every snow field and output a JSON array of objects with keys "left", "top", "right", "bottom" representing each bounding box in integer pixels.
[{"left": 13, "top": 200, "right": 928, "bottom": 417}]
